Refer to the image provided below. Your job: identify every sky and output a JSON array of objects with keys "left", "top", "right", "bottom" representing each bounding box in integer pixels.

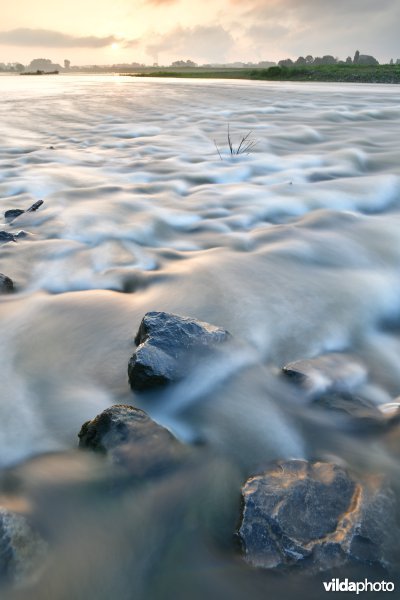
[{"left": 0, "top": 0, "right": 399, "bottom": 66}]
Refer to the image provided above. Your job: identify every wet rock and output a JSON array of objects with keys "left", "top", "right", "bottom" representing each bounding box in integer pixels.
[
  {"left": 128, "top": 311, "right": 230, "bottom": 391},
  {"left": 282, "top": 353, "right": 367, "bottom": 396},
  {"left": 14, "top": 231, "right": 28, "bottom": 240},
  {"left": 78, "top": 404, "right": 186, "bottom": 476},
  {"left": 27, "top": 200, "right": 43, "bottom": 213},
  {"left": 4, "top": 209, "right": 25, "bottom": 221},
  {"left": 238, "top": 460, "right": 397, "bottom": 573},
  {"left": 378, "top": 401, "right": 400, "bottom": 418},
  {"left": 313, "top": 392, "right": 383, "bottom": 428},
  {"left": 0, "top": 274, "right": 14, "bottom": 294},
  {"left": 0, "top": 232, "right": 16, "bottom": 243},
  {"left": 0, "top": 508, "right": 47, "bottom": 587},
  {"left": 313, "top": 393, "right": 400, "bottom": 433},
  {"left": 4, "top": 200, "right": 43, "bottom": 223}
]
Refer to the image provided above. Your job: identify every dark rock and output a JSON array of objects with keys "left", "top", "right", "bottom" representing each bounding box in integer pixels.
[
  {"left": 4, "top": 200, "right": 43, "bottom": 223},
  {"left": 238, "top": 460, "right": 397, "bottom": 573},
  {"left": 282, "top": 353, "right": 367, "bottom": 396},
  {"left": 14, "top": 231, "right": 28, "bottom": 240},
  {"left": 0, "top": 508, "right": 47, "bottom": 586},
  {"left": 0, "top": 232, "right": 16, "bottom": 243},
  {"left": 4, "top": 209, "right": 25, "bottom": 221},
  {"left": 128, "top": 311, "right": 230, "bottom": 391},
  {"left": 78, "top": 404, "right": 186, "bottom": 476},
  {"left": 27, "top": 200, "right": 44, "bottom": 213},
  {"left": 0, "top": 274, "right": 14, "bottom": 294}
]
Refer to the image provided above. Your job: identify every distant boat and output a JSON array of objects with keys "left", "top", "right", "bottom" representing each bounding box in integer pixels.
[{"left": 20, "top": 70, "right": 59, "bottom": 76}]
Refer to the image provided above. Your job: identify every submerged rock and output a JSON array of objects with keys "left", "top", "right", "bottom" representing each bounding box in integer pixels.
[
  {"left": 4, "top": 209, "right": 25, "bottom": 221},
  {"left": 78, "top": 404, "right": 186, "bottom": 476},
  {"left": 238, "top": 460, "right": 397, "bottom": 573},
  {"left": 282, "top": 353, "right": 367, "bottom": 395},
  {"left": 128, "top": 311, "right": 230, "bottom": 391},
  {"left": 0, "top": 508, "right": 47, "bottom": 587},
  {"left": 0, "top": 273, "right": 14, "bottom": 294},
  {"left": 313, "top": 392, "right": 385, "bottom": 430},
  {"left": 310, "top": 393, "right": 400, "bottom": 433}
]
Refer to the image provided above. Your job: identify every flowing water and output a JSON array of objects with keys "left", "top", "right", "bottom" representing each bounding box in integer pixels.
[{"left": 0, "top": 74, "right": 400, "bottom": 598}]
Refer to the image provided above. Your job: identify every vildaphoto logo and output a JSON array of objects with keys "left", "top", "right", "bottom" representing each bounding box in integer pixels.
[{"left": 323, "top": 579, "right": 395, "bottom": 594}]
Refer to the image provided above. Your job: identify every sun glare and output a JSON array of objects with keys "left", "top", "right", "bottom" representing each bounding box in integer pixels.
[{"left": 111, "top": 42, "right": 119, "bottom": 50}]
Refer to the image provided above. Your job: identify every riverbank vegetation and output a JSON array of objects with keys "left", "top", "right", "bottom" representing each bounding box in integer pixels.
[{"left": 131, "top": 63, "right": 400, "bottom": 84}]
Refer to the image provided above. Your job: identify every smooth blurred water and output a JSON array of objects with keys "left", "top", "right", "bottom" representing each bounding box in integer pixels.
[{"left": 0, "top": 75, "right": 400, "bottom": 598}]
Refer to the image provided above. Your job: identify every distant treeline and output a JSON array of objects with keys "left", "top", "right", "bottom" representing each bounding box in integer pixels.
[
  {"left": 278, "top": 50, "right": 389, "bottom": 67},
  {"left": 2, "top": 50, "right": 400, "bottom": 74}
]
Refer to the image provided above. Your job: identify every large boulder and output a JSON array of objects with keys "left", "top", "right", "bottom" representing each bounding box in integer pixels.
[
  {"left": 238, "top": 460, "right": 397, "bottom": 573},
  {"left": 0, "top": 508, "right": 47, "bottom": 587},
  {"left": 0, "top": 274, "right": 14, "bottom": 294},
  {"left": 78, "top": 404, "right": 186, "bottom": 476},
  {"left": 128, "top": 311, "right": 230, "bottom": 391}
]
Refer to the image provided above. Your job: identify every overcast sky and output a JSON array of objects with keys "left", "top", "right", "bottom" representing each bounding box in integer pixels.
[{"left": 1, "top": 0, "right": 399, "bottom": 66}]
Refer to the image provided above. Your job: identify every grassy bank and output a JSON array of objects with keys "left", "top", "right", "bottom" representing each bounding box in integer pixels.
[{"left": 128, "top": 64, "right": 400, "bottom": 84}]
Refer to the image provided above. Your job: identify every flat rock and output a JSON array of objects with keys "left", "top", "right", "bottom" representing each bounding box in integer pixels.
[
  {"left": 238, "top": 460, "right": 397, "bottom": 573},
  {"left": 78, "top": 404, "right": 186, "bottom": 476},
  {"left": 0, "top": 508, "right": 47, "bottom": 587},
  {"left": 282, "top": 353, "right": 367, "bottom": 395},
  {"left": 312, "top": 393, "right": 400, "bottom": 433},
  {"left": 0, "top": 274, "right": 14, "bottom": 294},
  {"left": 313, "top": 392, "right": 383, "bottom": 428},
  {"left": 128, "top": 311, "right": 230, "bottom": 391}
]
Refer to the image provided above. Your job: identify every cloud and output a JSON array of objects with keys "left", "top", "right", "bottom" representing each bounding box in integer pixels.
[
  {"left": 0, "top": 28, "right": 138, "bottom": 49},
  {"left": 146, "top": 25, "right": 235, "bottom": 62},
  {"left": 236, "top": 0, "right": 400, "bottom": 60}
]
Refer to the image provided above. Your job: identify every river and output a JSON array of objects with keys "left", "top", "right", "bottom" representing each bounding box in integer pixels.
[{"left": 0, "top": 74, "right": 399, "bottom": 598}]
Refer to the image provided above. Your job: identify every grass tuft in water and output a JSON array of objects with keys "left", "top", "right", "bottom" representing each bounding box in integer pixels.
[{"left": 214, "top": 125, "right": 257, "bottom": 160}]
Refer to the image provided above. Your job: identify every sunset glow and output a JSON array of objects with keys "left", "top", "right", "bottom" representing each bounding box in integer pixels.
[{"left": 0, "top": 1, "right": 399, "bottom": 67}]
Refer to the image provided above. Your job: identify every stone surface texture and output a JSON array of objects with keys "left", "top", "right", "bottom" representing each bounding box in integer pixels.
[
  {"left": 0, "top": 508, "right": 47, "bottom": 586},
  {"left": 128, "top": 311, "right": 230, "bottom": 391},
  {"left": 239, "top": 459, "right": 397, "bottom": 573}
]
